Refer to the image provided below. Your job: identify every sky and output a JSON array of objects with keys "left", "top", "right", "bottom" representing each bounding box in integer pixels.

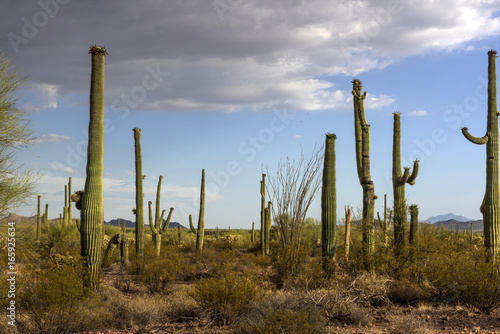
[{"left": 1, "top": 0, "right": 500, "bottom": 229}]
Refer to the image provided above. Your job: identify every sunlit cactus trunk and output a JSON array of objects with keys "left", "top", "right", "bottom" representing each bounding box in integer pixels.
[
  {"left": 251, "top": 222, "right": 255, "bottom": 243},
  {"left": 68, "top": 177, "right": 72, "bottom": 225},
  {"left": 264, "top": 201, "right": 272, "bottom": 256},
  {"left": 344, "top": 205, "right": 352, "bottom": 260},
  {"left": 409, "top": 204, "right": 419, "bottom": 246},
  {"left": 196, "top": 169, "right": 205, "bottom": 252},
  {"left": 80, "top": 45, "right": 107, "bottom": 290},
  {"left": 462, "top": 50, "right": 500, "bottom": 260},
  {"left": 392, "top": 112, "right": 419, "bottom": 256},
  {"left": 352, "top": 79, "right": 377, "bottom": 272},
  {"left": 377, "top": 194, "right": 392, "bottom": 247},
  {"left": 321, "top": 133, "right": 337, "bottom": 274},
  {"left": 36, "top": 195, "right": 41, "bottom": 241},
  {"left": 133, "top": 127, "right": 145, "bottom": 262}
]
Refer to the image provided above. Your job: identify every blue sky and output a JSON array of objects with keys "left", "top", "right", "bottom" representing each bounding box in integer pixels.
[{"left": 1, "top": 0, "right": 500, "bottom": 228}]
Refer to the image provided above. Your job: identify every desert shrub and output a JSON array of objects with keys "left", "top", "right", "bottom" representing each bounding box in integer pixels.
[
  {"left": 422, "top": 240, "right": 500, "bottom": 314},
  {"left": 46, "top": 222, "right": 81, "bottom": 257},
  {"left": 17, "top": 265, "right": 111, "bottom": 333},
  {"left": 136, "top": 245, "right": 193, "bottom": 294},
  {"left": 387, "top": 314, "right": 428, "bottom": 334},
  {"left": 387, "top": 279, "right": 429, "bottom": 306},
  {"left": 190, "top": 263, "right": 267, "bottom": 325},
  {"left": 269, "top": 242, "right": 310, "bottom": 289},
  {"left": 240, "top": 290, "right": 326, "bottom": 333},
  {"left": 240, "top": 307, "right": 326, "bottom": 334},
  {"left": 165, "top": 289, "right": 202, "bottom": 323}
]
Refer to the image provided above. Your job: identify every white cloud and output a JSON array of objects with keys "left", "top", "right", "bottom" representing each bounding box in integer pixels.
[
  {"left": 33, "top": 134, "right": 71, "bottom": 144},
  {"left": 409, "top": 110, "right": 428, "bottom": 117},
  {"left": 294, "top": 135, "right": 302, "bottom": 139},
  {"left": 23, "top": 84, "right": 59, "bottom": 113},
  {"left": 49, "top": 162, "right": 73, "bottom": 174}
]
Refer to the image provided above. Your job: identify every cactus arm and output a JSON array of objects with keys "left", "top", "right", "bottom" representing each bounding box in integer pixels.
[
  {"left": 189, "top": 214, "right": 196, "bottom": 233},
  {"left": 148, "top": 201, "right": 158, "bottom": 235},
  {"left": 155, "top": 176, "right": 163, "bottom": 229},
  {"left": 160, "top": 208, "right": 174, "bottom": 234},
  {"left": 406, "top": 160, "right": 419, "bottom": 185},
  {"left": 462, "top": 127, "right": 488, "bottom": 145}
]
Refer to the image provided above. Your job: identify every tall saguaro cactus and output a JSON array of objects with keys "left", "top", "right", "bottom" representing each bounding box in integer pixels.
[
  {"left": 36, "top": 195, "right": 41, "bottom": 241},
  {"left": 80, "top": 45, "right": 107, "bottom": 290},
  {"left": 68, "top": 177, "right": 72, "bottom": 225},
  {"left": 264, "top": 201, "right": 272, "bottom": 255},
  {"left": 462, "top": 50, "right": 500, "bottom": 259},
  {"left": 148, "top": 175, "right": 174, "bottom": 256},
  {"left": 321, "top": 133, "right": 337, "bottom": 274},
  {"left": 133, "top": 127, "right": 145, "bottom": 262},
  {"left": 352, "top": 79, "right": 377, "bottom": 271},
  {"left": 392, "top": 112, "right": 419, "bottom": 255},
  {"left": 196, "top": 169, "right": 205, "bottom": 252}
]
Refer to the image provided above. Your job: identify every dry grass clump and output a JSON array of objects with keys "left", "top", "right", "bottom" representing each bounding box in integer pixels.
[{"left": 386, "top": 313, "right": 429, "bottom": 334}]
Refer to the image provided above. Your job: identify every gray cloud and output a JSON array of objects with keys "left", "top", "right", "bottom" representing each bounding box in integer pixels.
[{"left": 1, "top": 0, "right": 499, "bottom": 113}]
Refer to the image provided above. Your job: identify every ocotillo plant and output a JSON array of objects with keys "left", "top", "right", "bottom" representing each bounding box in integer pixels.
[
  {"left": 196, "top": 169, "right": 206, "bottom": 252},
  {"left": 462, "top": 50, "right": 500, "bottom": 259},
  {"left": 409, "top": 204, "right": 419, "bottom": 246},
  {"left": 79, "top": 45, "right": 107, "bottom": 290},
  {"left": 133, "top": 127, "right": 145, "bottom": 263},
  {"left": 352, "top": 79, "right": 377, "bottom": 271},
  {"left": 377, "top": 194, "right": 392, "bottom": 247},
  {"left": 392, "top": 112, "right": 419, "bottom": 255},
  {"left": 321, "top": 133, "right": 337, "bottom": 274},
  {"left": 260, "top": 174, "right": 266, "bottom": 255},
  {"left": 36, "top": 195, "right": 41, "bottom": 241},
  {"left": 148, "top": 176, "right": 174, "bottom": 256}
]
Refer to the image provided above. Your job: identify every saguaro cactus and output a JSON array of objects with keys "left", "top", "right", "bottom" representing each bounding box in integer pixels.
[
  {"left": 80, "top": 45, "right": 107, "bottom": 290},
  {"left": 260, "top": 174, "right": 266, "bottom": 255},
  {"left": 133, "top": 127, "right": 145, "bottom": 262},
  {"left": 462, "top": 50, "right": 500, "bottom": 259},
  {"left": 68, "top": 177, "right": 72, "bottom": 225},
  {"left": 344, "top": 205, "right": 353, "bottom": 260},
  {"left": 148, "top": 175, "right": 174, "bottom": 256},
  {"left": 264, "top": 201, "right": 272, "bottom": 255},
  {"left": 409, "top": 204, "right": 419, "bottom": 246},
  {"left": 352, "top": 79, "right": 377, "bottom": 271},
  {"left": 321, "top": 133, "right": 337, "bottom": 274},
  {"left": 251, "top": 222, "right": 255, "bottom": 243},
  {"left": 196, "top": 169, "right": 205, "bottom": 252},
  {"left": 392, "top": 112, "right": 419, "bottom": 255}
]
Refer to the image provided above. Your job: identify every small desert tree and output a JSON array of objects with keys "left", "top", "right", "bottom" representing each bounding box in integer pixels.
[
  {"left": 266, "top": 146, "right": 323, "bottom": 257},
  {"left": 0, "top": 53, "right": 37, "bottom": 216}
]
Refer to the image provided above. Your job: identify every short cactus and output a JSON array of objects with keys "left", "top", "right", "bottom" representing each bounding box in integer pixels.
[
  {"left": 148, "top": 175, "right": 174, "bottom": 256},
  {"left": 196, "top": 169, "right": 205, "bottom": 252}
]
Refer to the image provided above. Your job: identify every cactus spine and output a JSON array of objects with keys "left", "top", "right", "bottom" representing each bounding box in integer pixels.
[
  {"left": 260, "top": 174, "right": 266, "bottom": 255},
  {"left": 352, "top": 79, "right": 376, "bottom": 271},
  {"left": 196, "top": 169, "right": 205, "bottom": 252},
  {"left": 462, "top": 50, "right": 500, "bottom": 259},
  {"left": 148, "top": 175, "right": 174, "bottom": 256},
  {"left": 80, "top": 45, "right": 107, "bottom": 290},
  {"left": 392, "top": 112, "right": 419, "bottom": 255},
  {"left": 321, "top": 133, "right": 337, "bottom": 273},
  {"left": 133, "top": 127, "right": 145, "bottom": 262}
]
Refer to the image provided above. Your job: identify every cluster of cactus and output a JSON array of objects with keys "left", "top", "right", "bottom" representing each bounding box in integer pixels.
[
  {"left": 352, "top": 79, "right": 377, "bottom": 271},
  {"left": 103, "top": 218, "right": 130, "bottom": 267},
  {"left": 148, "top": 175, "right": 174, "bottom": 256},
  {"left": 78, "top": 45, "right": 107, "bottom": 290},
  {"left": 462, "top": 50, "right": 500, "bottom": 260},
  {"left": 321, "top": 133, "right": 337, "bottom": 274}
]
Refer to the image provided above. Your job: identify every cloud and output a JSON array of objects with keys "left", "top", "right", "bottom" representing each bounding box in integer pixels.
[
  {"left": 294, "top": 135, "right": 302, "bottom": 139},
  {"left": 33, "top": 134, "right": 71, "bottom": 144},
  {"left": 3, "top": 1, "right": 500, "bottom": 113},
  {"left": 408, "top": 110, "right": 428, "bottom": 117},
  {"left": 49, "top": 162, "right": 73, "bottom": 174},
  {"left": 22, "top": 84, "right": 59, "bottom": 113}
]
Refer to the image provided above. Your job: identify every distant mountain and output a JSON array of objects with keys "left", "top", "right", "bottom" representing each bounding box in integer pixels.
[
  {"left": 433, "top": 219, "right": 483, "bottom": 232},
  {"left": 425, "top": 213, "right": 473, "bottom": 224},
  {"left": 105, "top": 218, "right": 186, "bottom": 229}
]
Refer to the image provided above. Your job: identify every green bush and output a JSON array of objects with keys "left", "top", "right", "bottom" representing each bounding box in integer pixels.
[{"left": 190, "top": 263, "right": 266, "bottom": 325}]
